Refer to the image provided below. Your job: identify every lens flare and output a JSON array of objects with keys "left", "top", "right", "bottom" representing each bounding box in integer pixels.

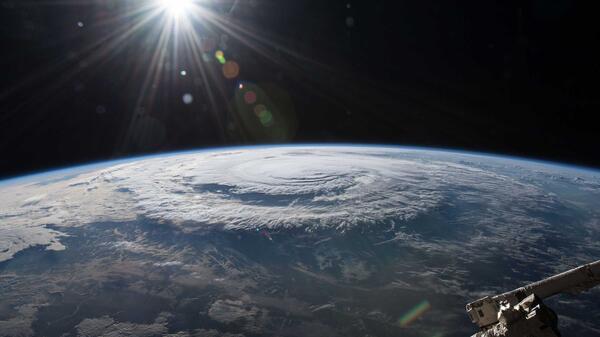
[
  {"left": 159, "top": 0, "right": 192, "bottom": 17},
  {"left": 222, "top": 60, "right": 240, "bottom": 79},
  {"left": 244, "top": 91, "right": 257, "bottom": 104},
  {"left": 398, "top": 300, "right": 431, "bottom": 327},
  {"left": 215, "top": 50, "right": 226, "bottom": 64}
]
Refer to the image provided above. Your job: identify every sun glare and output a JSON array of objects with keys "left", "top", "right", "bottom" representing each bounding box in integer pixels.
[{"left": 159, "top": 0, "right": 192, "bottom": 17}]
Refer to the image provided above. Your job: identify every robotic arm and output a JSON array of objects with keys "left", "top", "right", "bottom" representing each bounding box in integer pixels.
[{"left": 466, "top": 260, "right": 600, "bottom": 337}]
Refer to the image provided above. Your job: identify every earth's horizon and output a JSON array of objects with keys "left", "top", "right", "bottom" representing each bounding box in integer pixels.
[
  {"left": 1, "top": 145, "right": 599, "bottom": 337},
  {"left": 4, "top": 145, "right": 599, "bottom": 187}
]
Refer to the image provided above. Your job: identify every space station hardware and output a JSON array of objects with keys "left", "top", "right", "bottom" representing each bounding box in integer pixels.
[{"left": 466, "top": 260, "right": 600, "bottom": 337}]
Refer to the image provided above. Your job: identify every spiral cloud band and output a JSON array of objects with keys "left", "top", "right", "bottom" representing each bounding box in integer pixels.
[{"left": 1, "top": 146, "right": 598, "bottom": 263}]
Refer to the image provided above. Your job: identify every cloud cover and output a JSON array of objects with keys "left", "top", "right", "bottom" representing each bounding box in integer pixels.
[{"left": 1, "top": 146, "right": 599, "bottom": 263}]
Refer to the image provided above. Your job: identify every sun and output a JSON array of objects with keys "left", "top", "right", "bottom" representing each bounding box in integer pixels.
[{"left": 159, "top": 0, "right": 193, "bottom": 18}]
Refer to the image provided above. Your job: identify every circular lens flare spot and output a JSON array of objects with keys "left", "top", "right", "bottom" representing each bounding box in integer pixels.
[
  {"left": 244, "top": 91, "right": 257, "bottom": 104},
  {"left": 254, "top": 104, "right": 266, "bottom": 116},
  {"left": 182, "top": 93, "right": 194, "bottom": 104},
  {"left": 222, "top": 61, "right": 240, "bottom": 79},
  {"left": 254, "top": 104, "right": 274, "bottom": 127}
]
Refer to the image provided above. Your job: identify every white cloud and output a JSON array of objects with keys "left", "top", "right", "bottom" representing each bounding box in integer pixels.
[
  {"left": 1, "top": 146, "right": 599, "bottom": 266},
  {"left": 153, "top": 261, "right": 183, "bottom": 267}
]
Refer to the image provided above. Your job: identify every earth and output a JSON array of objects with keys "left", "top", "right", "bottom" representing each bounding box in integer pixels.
[{"left": 1, "top": 145, "right": 600, "bottom": 337}]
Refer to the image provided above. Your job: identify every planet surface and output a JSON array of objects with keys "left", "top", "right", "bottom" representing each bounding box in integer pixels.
[{"left": 1, "top": 145, "right": 600, "bottom": 337}]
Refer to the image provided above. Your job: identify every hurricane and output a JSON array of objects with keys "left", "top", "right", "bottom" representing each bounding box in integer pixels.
[
  {"left": 1, "top": 146, "right": 598, "bottom": 265},
  {"left": 2, "top": 146, "right": 600, "bottom": 336}
]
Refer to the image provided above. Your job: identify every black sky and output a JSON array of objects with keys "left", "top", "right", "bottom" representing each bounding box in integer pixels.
[{"left": 1, "top": 0, "right": 599, "bottom": 179}]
